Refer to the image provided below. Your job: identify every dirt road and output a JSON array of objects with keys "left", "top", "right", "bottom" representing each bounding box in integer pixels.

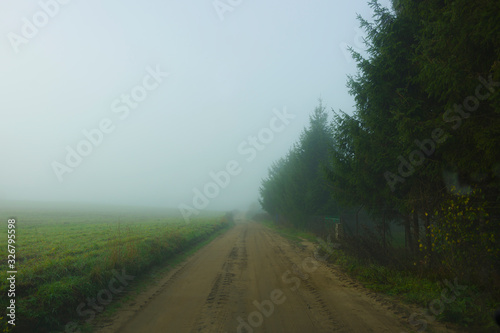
[{"left": 95, "top": 221, "right": 450, "bottom": 333}]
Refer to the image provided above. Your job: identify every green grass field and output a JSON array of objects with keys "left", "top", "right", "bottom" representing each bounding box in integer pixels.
[{"left": 0, "top": 202, "right": 232, "bottom": 333}]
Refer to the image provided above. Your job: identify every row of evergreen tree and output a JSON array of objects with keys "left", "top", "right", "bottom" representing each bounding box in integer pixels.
[{"left": 259, "top": 0, "right": 499, "bottom": 285}]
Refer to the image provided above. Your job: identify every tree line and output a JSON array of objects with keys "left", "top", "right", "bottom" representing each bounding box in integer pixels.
[{"left": 259, "top": 0, "right": 499, "bottom": 286}]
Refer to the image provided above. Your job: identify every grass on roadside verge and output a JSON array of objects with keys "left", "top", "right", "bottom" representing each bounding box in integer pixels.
[
  {"left": 326, "top": 244, "right": 499, "bottom": 331},
  {"left": 84, "top": 221, "right": 233, "bottom": 332},
  {"left": 259, "top": 219, "right": 499, "bottom": 332},
  {"left": 0, "top": 215, "right": 234, "bottom": 333}
]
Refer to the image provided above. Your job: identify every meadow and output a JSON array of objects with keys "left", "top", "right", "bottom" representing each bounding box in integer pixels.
[{"left": 0, "top": 202, "right": 232, "bottom": 332}]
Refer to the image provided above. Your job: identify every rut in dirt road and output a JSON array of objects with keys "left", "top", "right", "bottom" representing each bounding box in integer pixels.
[{"left": 97, "top": 222, "right": 421, "bottom": 333}]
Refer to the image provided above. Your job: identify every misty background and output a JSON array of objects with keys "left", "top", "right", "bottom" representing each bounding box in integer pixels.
[{"left": 1, "top": 0, "right": 391, "bottom": 212}]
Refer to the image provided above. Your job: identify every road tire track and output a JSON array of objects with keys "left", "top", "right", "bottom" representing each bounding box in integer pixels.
[{"left": 95, "top": 221, "right": 451, "bottom": 333}]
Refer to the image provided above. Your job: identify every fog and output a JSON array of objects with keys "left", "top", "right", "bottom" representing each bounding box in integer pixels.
[{"left": 1, "top": 0, "right": 391, "bottom": 214}]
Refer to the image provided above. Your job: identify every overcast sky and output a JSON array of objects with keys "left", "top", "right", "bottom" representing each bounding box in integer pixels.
[{"left": 0, "top": 0, "right": 392, "bottom": 215}]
